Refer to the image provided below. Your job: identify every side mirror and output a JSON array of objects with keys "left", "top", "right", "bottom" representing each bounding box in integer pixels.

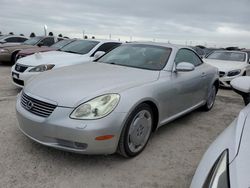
[
  {"left": 176, "top": 62, "right": 195, "bottom": 72},
  {"left": 93, "top": 51, "right": 105, "bottom": 60},
  {"left": 231, "top": 76, "right": 250, "bottom": 105}
]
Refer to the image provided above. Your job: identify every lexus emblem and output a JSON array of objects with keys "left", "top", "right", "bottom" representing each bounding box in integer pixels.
[{"left": 26, "top": 100, "right": 34, "bottom": 110}]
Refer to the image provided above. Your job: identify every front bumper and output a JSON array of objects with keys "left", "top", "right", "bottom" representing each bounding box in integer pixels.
[
  {"left": 219, "top": 74, "right": 244, "bottom": 88},
  {"left": 11, "top": 65, "right": 38, "bottom": 88},
  {"left": 16, "top": 94, "right": 127, "bottom": 154}
]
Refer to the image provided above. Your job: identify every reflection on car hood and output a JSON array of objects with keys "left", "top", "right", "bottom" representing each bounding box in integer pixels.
[
  {"left": 0, "top": 43, "right": 22, "bottom": 48},
  {"left": 204, "top": 59, "right": 246, "bottom": 72},
  {"left": 230, "top": 105, "right": 250, "bottom": 188},
  {"left": 24, "top": 62, "right": 160, "bottom": 107},
  {"left": 17, "top": 51, "right": 85, "bottom": 67}
]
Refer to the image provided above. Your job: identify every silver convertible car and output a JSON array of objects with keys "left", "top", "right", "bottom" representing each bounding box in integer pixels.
[
  {"left": 190, "top": 76, "right": 250, "bottom": 188},
  {"left": 16, "top": 42, "right": 219, "bottom": 157}
]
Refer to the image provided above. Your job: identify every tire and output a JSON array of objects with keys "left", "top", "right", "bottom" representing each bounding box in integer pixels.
[
  {"left": 243, "top": 71, "right": 246, "bottom": 76},
  {"left": 118, "top": 103, "right": 153, "bottom": 158},
  {"left": 202, "top": 85, "right": 216, "bottom": 111},
  {"left": 11, "top": 51, "right": 19, "bottom": 65}
]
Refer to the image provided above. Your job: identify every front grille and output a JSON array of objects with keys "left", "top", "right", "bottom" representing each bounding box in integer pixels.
[
  {"left": 219, "top": 71, "right": 225, "bottom": 77},
  {"left": 21, "top": 92, "right": 57, "bottom": 118},
  {"left": 13, "top": 78, "right": 24, "bottom": 86},
  {"left": 15, "top": 64, "right": 28, "bottom": 73}
]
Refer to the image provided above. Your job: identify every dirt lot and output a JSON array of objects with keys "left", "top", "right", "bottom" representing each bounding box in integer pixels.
[{"left": 0, "top": 63, "right": 244, "bottom": 188}]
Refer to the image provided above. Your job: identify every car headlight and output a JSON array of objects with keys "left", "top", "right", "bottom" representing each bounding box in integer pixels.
[
  {"left": 70, "top": 94, "right": 120, "bottom": 120},
  {"left": 29, "top": 64, "right": 55, "bottom": 72},
  {"left": 203, "top": 150, "right": 230, "bottom": 188},
  {"left": 227, "top": 69, "right": 241, "bottom": 77},
  {"left": 0, "top": 49, "right": 9, "bottom": 53}
]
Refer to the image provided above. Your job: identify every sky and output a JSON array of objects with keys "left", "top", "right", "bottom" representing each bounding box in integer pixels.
[{"left": 0, "top": 0, "right": 250, "bottom": 48}]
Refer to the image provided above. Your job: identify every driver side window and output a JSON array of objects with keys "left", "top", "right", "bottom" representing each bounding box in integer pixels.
[{"left": 175, "top": 49, "right": 203, "bottom": 66}]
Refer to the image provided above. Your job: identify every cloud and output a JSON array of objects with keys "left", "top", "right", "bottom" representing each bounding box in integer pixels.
[{"left": 0, "top": 0, "right": 249, "bottom": 48}]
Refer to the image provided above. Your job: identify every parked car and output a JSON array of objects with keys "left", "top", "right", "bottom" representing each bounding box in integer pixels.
[
  {"left": 204, "top": 50, "right": 250, "bottom": 87},
  {"left": 190, "top": 76, "right": 250, "bottom": 188},
  {"left": 0, "top": 36, "right": 62, "bottom": 64},
  {"left": 11, "top": 39, "right": 121, "bottom": 87},
  {"left": 16, "top": 42, "right": 219, "bottom": 157},
  {"left": 16, "top": 39, "right": 76, "bottom": 60},
  {"left": 0, "top": 35, "right": 28, "bottom": 47}
]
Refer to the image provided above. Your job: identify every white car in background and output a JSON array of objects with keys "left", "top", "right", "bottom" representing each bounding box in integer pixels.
[
  {"left": 11, "top": 39, "right": 121, "bottom": 87},
  {"left": 190, "top": 76, "right": 250, "bottom": 188},
  {"left": 204, "top": 51, "right": 250, "bottom": 87},
  {"left": 0, "top": 35, "right": 28, "bottom": 47}
]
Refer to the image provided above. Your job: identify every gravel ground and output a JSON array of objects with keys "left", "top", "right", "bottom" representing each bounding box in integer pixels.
[{"left": 0, "top": 63, "right": 244, "bottom": 188}]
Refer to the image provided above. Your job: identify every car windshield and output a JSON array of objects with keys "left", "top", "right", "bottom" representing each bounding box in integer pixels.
[
  {"left": 50, "top": 40, "right": 74, "bottom": 49},
  {"left": 23, "top": 37, "right": 43, "bottom": 45},
  {"left": 60, "top": 40, "right": 99, "bottom": 55},
  {"left": 207, "top": 51, "right": 246, "bottom": 62},
  {"left": 98, "top": 44, "right": 171, "bottom": 70}
]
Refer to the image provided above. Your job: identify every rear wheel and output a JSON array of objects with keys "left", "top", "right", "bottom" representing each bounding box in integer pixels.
[
  {"left": 202, "top": 85, "right": 216, "bottom": 111},
  {"left": 118, "top": 103, "right": 153, "bottom": 158}
]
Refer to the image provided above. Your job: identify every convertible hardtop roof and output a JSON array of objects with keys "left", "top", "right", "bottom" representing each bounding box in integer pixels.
[{"left": 74, "top": 38, "right": 122, "bottom": 44}]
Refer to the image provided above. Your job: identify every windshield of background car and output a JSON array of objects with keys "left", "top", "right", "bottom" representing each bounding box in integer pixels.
[
  {"left": 98, "top": 44, "right": 172, "bottom": 70},
  {"left": 60, "top": 40, "right": 99, "bottom": 55},
  {"left": 23, "top": 37, "right": 43, "bottom": 45},
  {"left": 207, "top": 51, "right": 246, "bottom": 62},
  {"left": 50, "top": 40, "right": 73, "bottom": 49}
]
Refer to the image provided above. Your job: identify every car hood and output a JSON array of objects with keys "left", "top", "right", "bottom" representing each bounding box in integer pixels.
[
  {"left": 204, "top": 59, "right": 246, "bottom": 72},
  {"left": 24, "top": 62, "right": 160, "bottom": 107},
  {"left": 230, "top": 105, "right": 250, "bottom": 188},
  {"left": 19, "top": 47, "right": 54, "bottom": 56},
  {"left": 17, "top": 51, "right": 85, "bottom": 67}
]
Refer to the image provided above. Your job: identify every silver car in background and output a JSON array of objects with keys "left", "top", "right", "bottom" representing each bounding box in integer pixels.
[
  {"left": 16, "top": 42, "right": 219, "bottom": 157},
  {"left": 190, "top": 76, "right": 250, "bottom": 188}
]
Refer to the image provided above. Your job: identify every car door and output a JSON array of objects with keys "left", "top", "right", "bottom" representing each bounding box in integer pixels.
[{"left": 164, "top": 48, "right": 208, "bottom": 117}]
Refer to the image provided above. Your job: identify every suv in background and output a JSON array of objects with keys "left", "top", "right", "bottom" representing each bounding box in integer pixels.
[{"left": 0, "top": 36, "right": 62, "bottom": 64}]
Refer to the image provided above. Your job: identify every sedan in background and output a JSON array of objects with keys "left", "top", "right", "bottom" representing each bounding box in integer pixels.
[
  {"left": 0, "top": 35, "right": 28, "bottom": 48},
  {"left": 16, "top": 42, "right": 219, "bottom": 157},
  {"left": 204, "top": 50, "right": 250, "bottom": 87},
  {"left": 11, "top": 39, "right": 121, "bottom": 87},
  {"left": 0, "top": 36, "right": 62, "bottom": 64},
  {"left": 16, "top": 39, "right": 76, "bottom": 60},
  {"left": 190, "top": 76, "right": 250, "bottom": 188}
]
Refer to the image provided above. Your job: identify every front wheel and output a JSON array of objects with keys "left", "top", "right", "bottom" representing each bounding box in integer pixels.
[
  {"left": 118, "top": 103, "right": 153, "bottom": 158},
  {"left": 202, "top": 85, "right": 216, "bottom": 111}
]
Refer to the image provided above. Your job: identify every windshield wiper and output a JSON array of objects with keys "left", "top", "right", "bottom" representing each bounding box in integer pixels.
[{"left": 63, "top": 50, "right": 80, "bottom": 54}]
